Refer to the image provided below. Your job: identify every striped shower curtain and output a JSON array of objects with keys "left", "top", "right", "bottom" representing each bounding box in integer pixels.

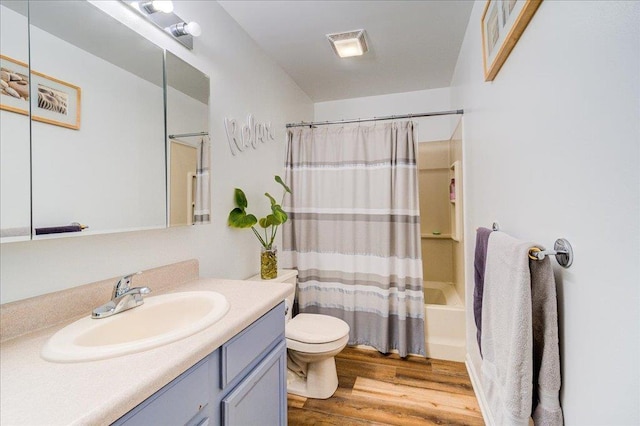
[{"left": 282, "top": 121, "right": 425, "bottom": 357}]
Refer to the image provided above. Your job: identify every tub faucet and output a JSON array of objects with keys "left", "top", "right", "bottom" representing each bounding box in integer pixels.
[{"left": 92, "top": 272, "right": 151, "bottom": 319}]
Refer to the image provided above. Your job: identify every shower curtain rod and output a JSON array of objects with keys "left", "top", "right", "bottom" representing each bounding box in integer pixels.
[
  {"left": 285, "top": 109, "right": 464, "bottom": 129},
  {"left": 168, "top": 131, "right": 209, "bottom": 139}
]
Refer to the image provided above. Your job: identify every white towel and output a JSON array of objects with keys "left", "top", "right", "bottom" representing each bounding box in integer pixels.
[
  {"left": 530, "top": 255, "right": 563, "bottom": 425},
  {"left": 482, "top": 231, "right": 564, "bottom": 426},
  {"left": 481, "top": 231, "right": 534, "bottom": 426}
]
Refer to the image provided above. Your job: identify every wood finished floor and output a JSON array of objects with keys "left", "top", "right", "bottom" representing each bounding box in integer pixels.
[{"left": 287, "top": 347, "right": 484, "bottom": 426}]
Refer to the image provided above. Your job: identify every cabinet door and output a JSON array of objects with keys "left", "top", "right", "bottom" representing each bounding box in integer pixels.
[{"left": 221, "top": 341, "right": 287, "bottom": 426}]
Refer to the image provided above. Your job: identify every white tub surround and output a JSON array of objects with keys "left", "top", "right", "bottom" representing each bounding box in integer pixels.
[
  {"left": 424, "top": 281, "right": 465, "bottom": 362},
  {"left": 0, "top": 261, "right": 291, "bottom": 425}
]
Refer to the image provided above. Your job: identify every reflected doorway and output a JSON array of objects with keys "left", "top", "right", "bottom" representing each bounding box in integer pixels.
[{"left": 169, "top": 141, "right": 197, "bottom": 226}]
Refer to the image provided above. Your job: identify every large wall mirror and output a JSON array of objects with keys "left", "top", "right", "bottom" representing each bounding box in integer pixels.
[
  {"left": 0, "top": 1, "right": 211, "bottom": 243},
  {"left": 29, "top": 0, "right": 166, "bottom": 238},
  {"left": 0, "top": 1, "right": 30, "bottom": 242}
]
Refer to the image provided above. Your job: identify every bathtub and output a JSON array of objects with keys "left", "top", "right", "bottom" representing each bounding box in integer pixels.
[{"left": 423, "top": 281, "right": 466, "bottom": 362}]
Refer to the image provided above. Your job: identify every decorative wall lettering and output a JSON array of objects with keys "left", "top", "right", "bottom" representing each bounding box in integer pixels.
[{"left": 224, "top": 114, "right": 275, "bottom": 156}]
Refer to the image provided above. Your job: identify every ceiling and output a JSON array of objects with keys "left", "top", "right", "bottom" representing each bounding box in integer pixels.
[{"left": 218, "top": 1, "right": 473, "bottom": 102}]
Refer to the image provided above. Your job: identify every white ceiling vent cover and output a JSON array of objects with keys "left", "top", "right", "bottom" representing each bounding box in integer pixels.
[{"left": 326, "top": 29, "right": 368, "bottom": 58}]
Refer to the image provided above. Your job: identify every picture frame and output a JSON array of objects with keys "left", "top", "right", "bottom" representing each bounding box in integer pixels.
[
  {"left": 31, "top": 69, "right": 81, "bottom": 130},
  {"left": 481, "top": 0, "right": 543, "bottom": 81},
  {"left": 0, "top": 54, "right": 30, "bottom": 116},
  {"left": 0, "top": 54, "right": 81, "bottom": 130}
]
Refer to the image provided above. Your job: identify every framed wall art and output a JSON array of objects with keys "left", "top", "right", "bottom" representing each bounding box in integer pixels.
[
  {"left": 481, "top": 0, "right": 543, "bottom": 81},
  {"left": 1, "top": 54, "right": 81, "bottom": 130},
  {"left": 31, "top": 70, "right": 81, "bottom": 130},
  {"left": 0, "top": 54, "right": 30, "bottom": 115}
]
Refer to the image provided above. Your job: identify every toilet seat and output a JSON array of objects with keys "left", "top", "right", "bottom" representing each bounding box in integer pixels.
[{"left": 286, "top": 314, "right": 350, "bottom": 353}]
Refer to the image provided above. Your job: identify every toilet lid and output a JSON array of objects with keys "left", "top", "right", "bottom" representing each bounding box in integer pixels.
[{"left": 286, "top": 314, "right": 350, "bottom": 344}]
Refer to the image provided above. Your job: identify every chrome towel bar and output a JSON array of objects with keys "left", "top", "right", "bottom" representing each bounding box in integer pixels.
[
  {"left": 528, "top": 238, "right": 573, "bottom": 268},
  {"left": 489, "top": 222, "right": 574, "bottom": 268}
]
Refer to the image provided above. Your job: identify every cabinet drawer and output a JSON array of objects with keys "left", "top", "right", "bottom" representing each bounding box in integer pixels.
[
  {"left": 114, "top": 357, "right": 209, "bottom": 426},
  {"left": 220, "top": 302, "right": 284, "bottom": 388}
]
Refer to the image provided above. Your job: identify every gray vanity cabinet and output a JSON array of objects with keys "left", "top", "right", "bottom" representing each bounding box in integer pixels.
[{"left": 113, "top": 302, "right": 287, "bottom": 426}]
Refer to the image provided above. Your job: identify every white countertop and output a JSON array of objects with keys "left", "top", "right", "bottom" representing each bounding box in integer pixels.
[{"left": 0, "top": 278, "right": 291, "bottom": 426}]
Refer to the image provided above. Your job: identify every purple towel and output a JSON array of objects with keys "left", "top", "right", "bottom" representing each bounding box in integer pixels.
[
  {"left": 474, "top": 227, "right": 492, "bottom": 356},
  {"left": 35, "top": 225, "right": 83, "bottom": 235}
]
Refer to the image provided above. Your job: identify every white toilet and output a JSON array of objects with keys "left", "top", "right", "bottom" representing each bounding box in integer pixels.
[{"left": 249, "top": 269, "right": 350, "bottom": 399}]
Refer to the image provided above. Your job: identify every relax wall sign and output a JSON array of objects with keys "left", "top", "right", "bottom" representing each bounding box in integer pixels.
[{"left": 224, "top": 114, "right": 275, "bottom": 156}]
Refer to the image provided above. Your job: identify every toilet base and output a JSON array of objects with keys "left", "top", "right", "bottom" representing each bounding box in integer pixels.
[{"left": 286, "top": 356, "right": 339, "bottom": 399}]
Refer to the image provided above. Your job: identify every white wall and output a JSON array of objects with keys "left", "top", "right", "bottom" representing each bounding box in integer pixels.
[
  {"left": 452, "top": 1, "right": 639, "bottom": 424},
  {"left": 314, "top": 88, "right": 457, "bottom": 142},
  {"left": 0, "top": 0, "right": 313, "bottom": 303}
]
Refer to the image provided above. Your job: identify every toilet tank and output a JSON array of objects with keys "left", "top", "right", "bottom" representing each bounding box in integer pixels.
[{"left": 246, "top": 269, "right": 298, "bottom": 321}]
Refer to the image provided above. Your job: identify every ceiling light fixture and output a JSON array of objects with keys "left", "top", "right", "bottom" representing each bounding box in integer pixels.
[
  {"left": 123, "top": 0, "right": 199, "bottom": 49},
  {"left": 141, "top": 1, "right": 174, "bottom": 14},
  {"left": 326, "top": 29, "right": 368, "bottom": 58},
  {"left": 168, "top": 21, "right": 202, "bottom": 38}
]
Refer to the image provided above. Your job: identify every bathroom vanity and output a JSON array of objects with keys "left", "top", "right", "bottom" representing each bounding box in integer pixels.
[
  {"left": 0, "top": 260, "right": 291, "bottom": 425},
  {"left": 114, "top": 303, "right": 286, "bottom": 425}
]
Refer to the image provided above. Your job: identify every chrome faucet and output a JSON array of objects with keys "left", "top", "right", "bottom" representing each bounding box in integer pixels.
[{"left": 92, "top": 272, "right": 151, "bottom": 319}]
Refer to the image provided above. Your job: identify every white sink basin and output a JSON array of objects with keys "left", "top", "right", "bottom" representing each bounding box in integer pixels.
[{"left": 41, "top": 291, "right": 229, "bottom": 363}]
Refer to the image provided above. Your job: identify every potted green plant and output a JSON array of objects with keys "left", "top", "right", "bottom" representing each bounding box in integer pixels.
[{"left": 228, "top": 175, "right": 292, "bottom": 279}]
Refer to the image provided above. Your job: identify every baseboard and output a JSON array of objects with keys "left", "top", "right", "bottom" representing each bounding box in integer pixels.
[{"left": 465, "top": 353, "right": 494, "bottom": 426}]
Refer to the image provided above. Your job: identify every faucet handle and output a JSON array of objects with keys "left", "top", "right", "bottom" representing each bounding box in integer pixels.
[
  {"left": 129, "top": 286, "right": 152, "bottom": 297},
  {"left": 112, "top": 271, "right": 142, "bottom": 299},
  {"left": 124, "top": 286, "right": 152, "bottom": 303}
]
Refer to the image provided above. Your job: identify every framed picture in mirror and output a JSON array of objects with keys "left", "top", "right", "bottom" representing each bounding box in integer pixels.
[
  {"left": 31, "top": 70, "right": 81, "bottom": 130},
  {"left": 1, "top": 54, "right": 81, "bottom": 130},
  {"left": 0, "top": 54, "right": 29, "bottom": 115}
]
